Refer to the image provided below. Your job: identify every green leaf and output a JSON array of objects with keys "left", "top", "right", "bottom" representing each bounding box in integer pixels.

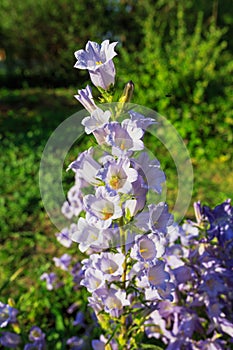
[{"left": 140, "top": 344, "right": 164, "bottom": 350}]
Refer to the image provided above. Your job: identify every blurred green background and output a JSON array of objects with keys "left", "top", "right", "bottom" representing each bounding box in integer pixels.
[{"left": 0, "top": 0, "right": 232, "bottom": 348}]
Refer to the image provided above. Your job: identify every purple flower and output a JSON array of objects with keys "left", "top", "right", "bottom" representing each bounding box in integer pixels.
[
  {"left": 124, "top": 175, "right": 147, "bottom": 216},
  {"left": 63, "top": 185, "right": 83, "bottom": 218},
  {"left": 73, "top": 311, "right": 85, "bottom": 327},
  {"left": 88, "top": 292, "right": 104, "bottom": 316},
  {"left": 97, "top": 156, "right": 138, "bottom": 194},
  {"left": 28, "top": 326, "right": 45, "bottom": 342},
  {"left": 82, "top": 108, "right": 111, "bottom": 134},
  {"left": 202, "top": 199, "right": 233, "bottom": 245},
  {"left": 74, "top": 85, "right": 97, "bottom": 113},
  {"left": 134, "top": 260, "right": 173, "bottom": 301},
  {"left": 149, "top": 202, "right": 173, "bottom": 234},
  {"left": 128, "top": 110, "right": 156, "bottom": 131},
  {"left": 71, "top": 262, "right": 83, "bottom": 286},
  {"left": 130, "top": 233, "right": 166, "bottom": 263},
  {"left": 71, "top": 217, "right": 110, "bottom": 252},
  {"left": 134, "top": 202, "right": 173, "bottom": 235},
  {"left": 53, "top": 254, "right": 72, "bottom": 271},
  {"left": 0, "top": 302, "right": 18, "bottom": 328},
  {"left": 180, "top": 222, "right": 199, "bottom": 246},
  {"left": 131, "top": 235, "right": 157, "bottom": 262},
  {"left": 105, "top": 121, "right": 144, "bottom": 156},
  {"left": 0, "top": 332, "right": 21, "bottom": 348},
  {"left": 24, "top": 326, "right": 46, "bottom": 350},
  {"left": 66, "top": 336, "right": 85, "bottom": 350},
  {"left": 95, "top": 287, "right": 130, "bottom": 317},
  {"left": 74, "top": 40, "right": 118, "bottom": 89},
  {"left": 147, "top": 261, "right": 170, "bottom": 290},
  {"left": 92, "top": 335, "right": 118, "bottom": 350},
  {"left": 195, "top": 338, "right": 226, "bottom": 350},
  {"left": 81, "top": 268, "right": 105, "bottom": 293},
  {"left": 61, "top": 201, "right": 74, "bottom": 219},
  {"left": 84, "top": 186, "right": 122, "bottom": 229},
  {"left": 177, "top": 311, "right": 202, "bottom": 339},
  {"left": 40, "top": 272, "right": 58, "bottom": 290},
  {"left": 68, "top": 147, "right": 101, "bottom": 186},
  {"left": 217, "top": 317, "right": 233, "bottom": 338},
  {"left": 56, "top": 227, "right": 73, "bottom": 248},
  {"left": 95, "top": 252, "right": 125, "bottom": 282},
  {"left": 199, "top": 272, "right": 226, "bottom": 298},
  {"left": 132, "top": 152, "right": 165, "bottom": 193},
  {"left": 173, "top": 265, "right": 192, "bottom": 284},
  {"left": 61, "top": 187, "right": 83, "bottom": 219}
]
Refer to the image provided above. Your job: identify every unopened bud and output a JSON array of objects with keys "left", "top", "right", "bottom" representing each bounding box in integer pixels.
[
  {"left": 8, "top": 298, "right": 15, "bottom": 307},
  {"left": 119, "top": 80, "right": 134, "bottom": 103}
]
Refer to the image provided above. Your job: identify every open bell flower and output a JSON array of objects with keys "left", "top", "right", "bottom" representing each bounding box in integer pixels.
[
  {"left": 71, "top": 217, "right": 110, "bottom": 252},
  {"left": 0, "top": 302, "right": 18, "bottom": 328},
  {"left": 82, "top": 108, "right": 111, "bottom": 135},
  {"left": 84, "top": 186, "right": 122, "bottom": 229},
  {"left": 74, "top": 40, "right": 118, "bottom": 90},
  {"left": 96, "top": 156, "right": 138, "bottom": 194}
]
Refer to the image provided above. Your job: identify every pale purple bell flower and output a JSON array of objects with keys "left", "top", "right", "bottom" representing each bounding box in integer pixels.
[
  {"left": 84, "top": 186, "right": 122, "bottom": 229},
  {"left": 0, "top": 332, "right": 21, "bottom": 348},
  {"left": 40, "top": 272, "right": 58, "bottom": 291},
  {"left": 82, "top": 108, "right": 111, "bottom": 135},
  {"left": 106, "top": 121, "right": 144, "bottom": 156},
  {"left": 81, "top": 268, "right": 105, "bottom": 293},
  {"left": 68, "top": 148, "right": 101, "bottom": 186},
  {"left": 132, "top": 152, "right": 166, "bottom": 193},
  {"left": 53, "top": 253, "right": 72, "bottom": 271},
  {"left": 74, "top": 85, "right": 97, "bottom": 113},
  {"left": 74, "top": 40, "right": 118, "bottom": 89},
  {"left": 95, "top": 287, "right": 130, "bottom": 318},
  {"left": 128, "top": 110, "right": 156, "bottom": 131},
  {"left": 97, "top": 156, "right": 138, "bottom": 194},
  {"left": 95, "top": 252, "right": 125, "bottom": 282},
  {"left": 149, "top": 202, "right": 174, "bottom": 234},
  {"left": 71, "top": 217, "right": 110, "bottom": 252},
  {"left": 0, "top": 302, "right": 18, "bottom": 328},
  {"left": 55, "top": 227, "right": 73, "bottom": 248}
]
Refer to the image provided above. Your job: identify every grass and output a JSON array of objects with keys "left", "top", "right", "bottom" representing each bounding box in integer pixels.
[{"left": 0, "top": 87, "right": 232, "bottom": 348}]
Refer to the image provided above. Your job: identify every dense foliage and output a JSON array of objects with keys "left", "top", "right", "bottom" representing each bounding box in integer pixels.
[{"left": 0, "top": 0, "right": 232, "bottom": 86}]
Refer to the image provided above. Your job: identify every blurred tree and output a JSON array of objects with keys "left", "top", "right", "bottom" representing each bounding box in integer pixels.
[
  {"left": 0, "top": 0, "right": 114, "bottom": 86},
  {"left": 117, "top": 0, "right": 232, "bottom": 160},
  {"left": 0, "top": 0, "right": 232, "bottom": 88}
]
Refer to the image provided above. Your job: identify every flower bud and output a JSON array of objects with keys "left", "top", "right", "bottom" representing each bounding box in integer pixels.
[{"left": 119, "top": 80, "right": 134, "bottom": 103}]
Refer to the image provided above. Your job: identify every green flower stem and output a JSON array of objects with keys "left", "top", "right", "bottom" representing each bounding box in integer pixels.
[{"left": 119, "top": 224, "right": 128, "bottom": 349}]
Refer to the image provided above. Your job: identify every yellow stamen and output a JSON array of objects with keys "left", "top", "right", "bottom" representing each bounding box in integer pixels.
[
  {"left": 109, "top": 176, "right": 120, "bottom": 190},
  {"left": 96, "top": 61, "right": 102, "bottom": 65},
  {"left": 101, "top": 209, "right": 113, "bottom": 220},
  {"left": 140, "top": 248, "right": 148, "bottom": 253},
  {"left": 106, "top": 267, "right": 114, "bottom": 274}
]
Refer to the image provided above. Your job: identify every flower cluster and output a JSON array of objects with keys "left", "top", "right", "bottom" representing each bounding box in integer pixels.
[
  {"left": 145, "top": 200, "right": 233, "bottom": 348},
  {"left": 46, "top": 40, "right": 178, "bottom": 349},
  {"left": 38, "top": 40, "right": 233, "bottom": 349},
  {"left": 0, "top": 300, "right": 45, "bottom": 349},
  {"left": 52, "top": 39, "right": 178, "bottom": 349}
]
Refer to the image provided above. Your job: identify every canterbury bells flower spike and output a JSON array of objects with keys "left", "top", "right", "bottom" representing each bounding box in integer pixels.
[
  {"left": 42, "top": 39, "right": 233, "bottom": 349},
  {"left": 74, "top": 40, "right": 118, "bottom": 90}
]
